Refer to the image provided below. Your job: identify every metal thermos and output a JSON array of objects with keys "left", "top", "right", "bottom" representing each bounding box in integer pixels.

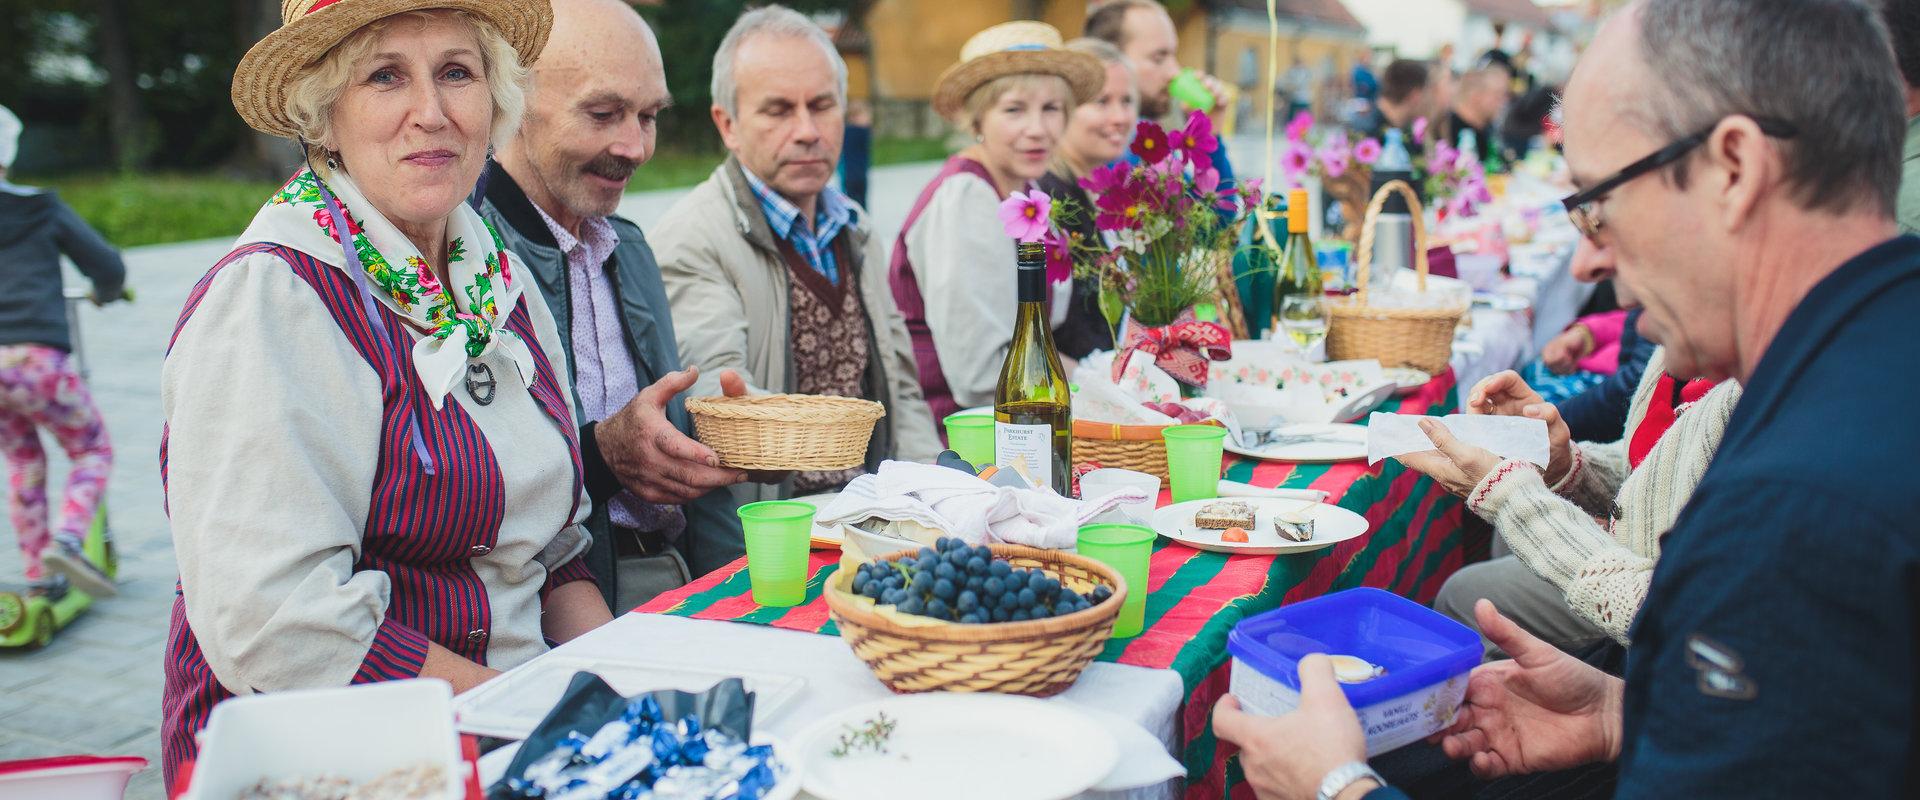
[{"left": 1368, "top": 171, "right": 1416, "bottom": 290}]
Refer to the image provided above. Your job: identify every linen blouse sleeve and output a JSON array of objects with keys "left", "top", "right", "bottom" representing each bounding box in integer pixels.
[
  {"left": 905, "top": 175, "right": 1016, "bottom": 409},
  {"left": 163, "top": 253, "right": 427, "bottom": 692},
  {"left": 513, "top": 261, "right": 598, "bottom": 599}
]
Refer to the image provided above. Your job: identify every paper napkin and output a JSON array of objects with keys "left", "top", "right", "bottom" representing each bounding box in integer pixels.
[{"left": 1366, "top": 413, "right": 1550, "bottom": 467}]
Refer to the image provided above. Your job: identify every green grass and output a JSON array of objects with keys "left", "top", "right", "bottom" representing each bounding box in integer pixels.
[
  {"left": 28, "top": 173, "right": 284, "bottom": 249},
  {"left": 26, "top": 136, "right": 950, "bottom": 247}
]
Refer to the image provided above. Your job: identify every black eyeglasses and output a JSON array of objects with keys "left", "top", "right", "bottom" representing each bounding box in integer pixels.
[{"left": 1560, "top": 117, "right": 1799, "bottom": 240}]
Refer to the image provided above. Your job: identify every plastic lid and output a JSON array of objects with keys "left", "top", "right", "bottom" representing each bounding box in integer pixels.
[{"left": 1227, "top": 587, "right": 1480, "bottom": 707}]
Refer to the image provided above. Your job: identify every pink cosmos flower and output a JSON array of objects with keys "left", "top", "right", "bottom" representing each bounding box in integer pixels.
[
  {"left": 1429, "top": 141, "right": 1458, "bottom": 174},
  {"left": 1043, "top": 227, "right": 1073, "bottom": 284},
  {"left": 1412, "top": 117, "right": 1429, "bottom": 143},
  {"left": 1131, "top": 120, "right": 1171, "bottom": 165},
  {"left": 1173, "top": 111, "right": 1218, "bottom": 173},
  {"left": 1285, "top": 111, "right": 1315, "bottom": 143},
  {"left": 1080, "top": 161, "right": 1128, "bottom": 196},
  {"left": 1318, "top": 146, "right": 1350, "bottom": 179},
  {"left": 998, "top": 189, "right": 1052, "bottom": 242},
  {"left": 1281, "top": 141, "right": 1313, "bottom": 178},
  {"left": 1353, "top": 138, "right": 1382, "bottom": 165}
]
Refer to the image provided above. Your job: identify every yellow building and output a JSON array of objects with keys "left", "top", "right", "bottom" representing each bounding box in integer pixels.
[{"left": 843, "top": 0, "right": 1366, "bottom": 136}]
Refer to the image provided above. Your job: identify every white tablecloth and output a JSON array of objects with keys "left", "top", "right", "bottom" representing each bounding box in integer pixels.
[
  {"left": 1448, "top": 235, "right": 1590, "bottom": 394},
  {"left": 473, "top": 613, "right": 1187, "bottom": 799}
]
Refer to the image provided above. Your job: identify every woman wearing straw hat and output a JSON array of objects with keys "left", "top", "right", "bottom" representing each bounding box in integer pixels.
[
  {"left": 889, "top": 21, "right": 1101, "bottom": 425},
  {"left": 161, "top": 0, "right": 611, "bottom": 781}
]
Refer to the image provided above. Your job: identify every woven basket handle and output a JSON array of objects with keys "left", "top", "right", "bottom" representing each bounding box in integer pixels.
[{"left": 1353, "top": 180, "right": 1429, "bottom": 303}]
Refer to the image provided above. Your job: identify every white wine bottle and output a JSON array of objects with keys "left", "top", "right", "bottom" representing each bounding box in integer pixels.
[{"left": 995, "top": 240, "right": 1072, "bottom": 493}]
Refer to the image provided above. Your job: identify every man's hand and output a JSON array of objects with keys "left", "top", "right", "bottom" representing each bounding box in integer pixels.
[
  {"left": 1213, "top": 655, "right": 1372, "bottom": 800},
  {"left": 1196, "top": 71, "right": 1233, "bottom": 120},
  {"left": 597, "top": 365, "right": 748, "bottom": 503},
  {"left": 1436, "top": 600, "right": 1624, "bottom": 780},
  {"left": 1394, "top": 417, "right": 1505, "bottom": 498},
  {"left": 1464, "top": 372, "right": 1574, "bottom": 484},
  {"left": 1539, "top": 327, "right": 1590, "bottom": 375}
]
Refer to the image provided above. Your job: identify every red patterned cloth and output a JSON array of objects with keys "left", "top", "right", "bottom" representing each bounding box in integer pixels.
[{"left": 1112, "top": 309, "right": 1232, "bottom": 387}]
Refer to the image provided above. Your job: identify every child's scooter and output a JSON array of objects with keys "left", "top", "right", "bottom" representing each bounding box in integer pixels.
[{"left": 0, "top": 287, "right": 129, "bottom": 648}]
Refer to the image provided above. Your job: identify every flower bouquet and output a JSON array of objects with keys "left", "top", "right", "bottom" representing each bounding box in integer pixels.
[
  {"left": 1007, "top": 111, "right": 1261, "bottom": 393},
  {"left": 1279, "top": 112, "right": 1383, "bottom": 241}
]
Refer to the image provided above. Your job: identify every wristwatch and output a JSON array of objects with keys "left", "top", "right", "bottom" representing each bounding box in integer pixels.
[{"left": 1316, "top": 761, "right": 1387, "bottom": 800}]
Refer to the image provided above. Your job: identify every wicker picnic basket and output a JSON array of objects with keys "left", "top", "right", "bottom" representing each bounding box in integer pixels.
[
  {"left": 1072, "top": 418, "right": 1222, "bottom": 482},
  {"left": 1324, "top": 180, "right": 1466, "bottom": 373},
  {"left": 685, "top": 394, "right": 884, "bottom": 471},
  {"left": 824, "top": 543, "right": 1126, "bottom": 697}
]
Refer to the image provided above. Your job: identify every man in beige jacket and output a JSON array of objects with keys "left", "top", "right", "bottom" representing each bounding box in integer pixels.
[{"left": 653, "top": 5, "right": 940, "bottom": 504}]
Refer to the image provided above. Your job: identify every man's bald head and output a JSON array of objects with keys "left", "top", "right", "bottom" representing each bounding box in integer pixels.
[
  {"left": 497, "top": 0, "right": 671, "bottom": 232},
  {"left": 539, "top": 0, "right": 662, "bottom": 83}
]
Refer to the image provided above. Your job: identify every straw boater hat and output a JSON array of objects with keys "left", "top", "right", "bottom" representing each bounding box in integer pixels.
[
  {"left": 932, "top": 21, "right": 1103, "bottom": 120},
  {"left": 232, "top": 0, "right": 553, "bottom": 139}
]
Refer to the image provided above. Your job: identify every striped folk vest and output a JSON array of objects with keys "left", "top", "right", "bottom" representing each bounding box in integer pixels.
[{"left": 158, "top": 244, "right": 586, "bottom": 783}]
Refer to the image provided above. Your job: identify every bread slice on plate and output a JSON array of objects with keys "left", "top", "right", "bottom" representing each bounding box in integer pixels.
[{"left": 1193, "top": 500, "right": 1255, "bottom": 530}]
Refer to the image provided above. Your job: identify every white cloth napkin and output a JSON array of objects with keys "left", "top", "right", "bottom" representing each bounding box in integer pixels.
[
  {"left": 1216, "top": 480, "right": 1329, "bottom": 503},
  {"left": 1365, "top": 413, "right": 1550, "bottom": 467},
  {"left": 815, "top": 461, "right": 1149, "bottom": 550}
]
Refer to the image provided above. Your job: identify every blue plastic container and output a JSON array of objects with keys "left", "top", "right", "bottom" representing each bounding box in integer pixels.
[{"left": 1226, "top": 587, "right": 1481, "bottom": 754}]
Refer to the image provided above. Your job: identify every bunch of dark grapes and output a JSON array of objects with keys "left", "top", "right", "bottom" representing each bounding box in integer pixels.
[{"left": 848, "top": 537, "right": 1116, "bottom": 624}]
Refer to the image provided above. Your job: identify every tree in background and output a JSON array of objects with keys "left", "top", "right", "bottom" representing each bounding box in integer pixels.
[{"left": 639, "top": 0, "right": 851, "bottom": 150}]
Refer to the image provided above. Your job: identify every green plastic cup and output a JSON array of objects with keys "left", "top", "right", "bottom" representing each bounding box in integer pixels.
[
  {"left": 1078, "top": 523, "right": 1156, "bottom": 638},
  {"left": 738, "top": 500, "right": 816, "bottom": 607},
  {"left": 943, "top": 413, "right": 996, "bottom": 468},
  {"left": 1168, "top": 68, "right": 1215, "bottom": 111},
  {"left": 1163, "top": 424, "right": 1228, "bottom": 503}
]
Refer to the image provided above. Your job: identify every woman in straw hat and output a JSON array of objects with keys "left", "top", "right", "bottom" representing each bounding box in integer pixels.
[
  {"left": 161, "top": 0, "right": 610, "bottom": 780},
  {"left": 889, "top": 20, "right": 1101, "bottom": 425}
]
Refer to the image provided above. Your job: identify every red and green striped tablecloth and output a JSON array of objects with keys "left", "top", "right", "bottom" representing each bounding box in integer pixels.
[{"left": 636, "top": 370, "right": 1484, "bottom": 799}]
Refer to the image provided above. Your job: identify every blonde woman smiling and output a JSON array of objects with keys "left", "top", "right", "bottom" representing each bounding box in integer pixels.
[{"left": 889, "top": 21, "right": 1101, "bottom": 423}]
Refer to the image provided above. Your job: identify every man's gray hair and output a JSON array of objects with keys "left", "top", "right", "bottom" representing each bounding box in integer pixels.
[
  {"left": 711, "top": 5, "right": 848, "bottom": 118},
  {"left": 1636, "top": 0, "right": 1903, "bottom": 215}
]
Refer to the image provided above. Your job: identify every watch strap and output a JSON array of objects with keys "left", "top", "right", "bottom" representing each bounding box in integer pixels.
[{"left": 1316, "top": 760, "right": 1386, "bottom": 800}]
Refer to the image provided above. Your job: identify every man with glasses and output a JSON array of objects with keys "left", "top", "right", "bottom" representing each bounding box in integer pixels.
[{"left": 1208, "top": 1, "right": 1920, "bottom": 797}]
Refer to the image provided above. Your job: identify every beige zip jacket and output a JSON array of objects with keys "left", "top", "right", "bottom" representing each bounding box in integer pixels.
[{"left": 653, "top": 158, "right": 941, "bottom": 506}]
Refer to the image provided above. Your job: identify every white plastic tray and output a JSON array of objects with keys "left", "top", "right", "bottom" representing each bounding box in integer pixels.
[{"left": 453, "top": 655, "right": 806, "bottom": 740}]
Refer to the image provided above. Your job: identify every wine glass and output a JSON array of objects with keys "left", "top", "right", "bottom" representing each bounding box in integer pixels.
[{"left": 1279, "top": 294, "right": 1327, "bottom": 349}]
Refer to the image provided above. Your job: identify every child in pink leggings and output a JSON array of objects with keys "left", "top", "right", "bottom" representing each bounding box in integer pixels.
[
  {"left": 0, "top": 346, "right": 114, "bottom": 592},
  {"left": 0, "top": 104, "right": 127, "bottom": 597}
]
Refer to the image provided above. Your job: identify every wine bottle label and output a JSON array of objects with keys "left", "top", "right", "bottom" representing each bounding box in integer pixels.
[{"left": 994, "top": 422, "right": 1053, "bottom": 491}]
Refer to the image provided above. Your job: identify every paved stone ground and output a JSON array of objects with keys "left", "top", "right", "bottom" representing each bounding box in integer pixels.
[{"left": 0, "top": 138, "right": 1272, "bottom": 797}]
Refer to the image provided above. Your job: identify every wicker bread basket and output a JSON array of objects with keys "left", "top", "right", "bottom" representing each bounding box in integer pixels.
[
  {"left": 824, "top": 543, "right": 1126, "bottom": 697},
  {"left": 1072, "top": 418, "right": 1222, "bottom": 482},
  {"left": 1324, "top": 180, "right": 1467, "bottom": 373},
  {"left": 685, "top": 394, "right": 884, "bottom": 471}
]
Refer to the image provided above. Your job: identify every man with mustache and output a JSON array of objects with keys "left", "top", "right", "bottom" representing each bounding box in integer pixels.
[
  {"left": 653, "top": 5, "right": 939, "bottom": 501},
  {"left": 480, "top": 0, "right": 754, "bottom": 610}
]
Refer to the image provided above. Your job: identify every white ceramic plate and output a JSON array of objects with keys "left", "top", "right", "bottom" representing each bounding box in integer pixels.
[
  {"left": 1225, "top": 423, "right": 1368, "bottom": 463},
  {"left": 795, "top": 693, "right": 1118, "bottom": 800},
  {"left": 1384, "top": 368, "right": 1432, "bottom": 396},
  {"left": 476, "top": 735, "right": 801, "bottom": 800},
  {"left": 454, "top": 656, "right": 805, "bottom": 740},
  {"left": 791, "top": 491, "right": 844, "bottom": 547},
  {"left": 1151, "top": 497, "right": 1370, "bottom": 555}
]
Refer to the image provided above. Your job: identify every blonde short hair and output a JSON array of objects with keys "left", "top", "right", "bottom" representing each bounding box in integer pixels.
[
  {"left": 283, "top": 9, "right": 528, "bottom": 173},
  {"left": 958, "top": 73, "right": 1073, "bottom": 135}
]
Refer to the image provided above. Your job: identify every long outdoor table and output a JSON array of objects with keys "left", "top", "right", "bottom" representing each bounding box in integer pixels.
[{"left": 628, "top": 370, "right": 1479, "bottom": 799}]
